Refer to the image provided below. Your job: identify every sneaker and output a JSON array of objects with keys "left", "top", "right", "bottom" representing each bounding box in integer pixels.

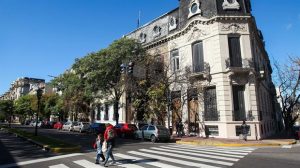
[
  {"left": 110, "top": 161, "right": 116, "bottom": 165},
  {"left": 95, "top": 161, "right": 99, "bottom": 164}
]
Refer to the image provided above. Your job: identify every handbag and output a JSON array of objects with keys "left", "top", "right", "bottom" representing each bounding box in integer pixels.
[{"left": 102, "top": 141, "right": 107, "bottom": 152}]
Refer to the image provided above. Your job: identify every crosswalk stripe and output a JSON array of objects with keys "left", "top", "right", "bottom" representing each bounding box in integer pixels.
[
  {"left": 175, "top": 144, "right": 255, "bottom": 153},
  {"left": 73, "top": 160, "right": 103, "bottom": 168},
  {"left": 115, "top": 161, "right": 145, "bottom": 168},
  {"left": 151, "top": 147, "right": 239, "bottom": 162},
  {"left": 115, "top": 153, "right": 181, "bottom": 168},
  {"left": 138, "top": 149, "right": 233, "bottom": 166},
  {"left": 160, "top": 146, "right": 244, "bottom": 158},
  {"left": 128, "top": 151, "right": 221, "bottom": 168},
  {"left": 49, "top": 164, "right": 69, "bottom": 168},
  {"left": 168, "top": 145, "right": 251, "bottom": 155}
]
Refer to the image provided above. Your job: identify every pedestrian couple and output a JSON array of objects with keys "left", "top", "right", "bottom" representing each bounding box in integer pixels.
[{"left": 94, "top": 124, "right": 116, "bottom": 167}]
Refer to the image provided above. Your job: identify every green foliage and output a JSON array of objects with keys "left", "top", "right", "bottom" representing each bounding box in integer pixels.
[
  {"left": 0, "top": 100, "right": 14, "bottom": 121},
  {"left": 14, "top": 95, "right": 37, "bottom": 119}
]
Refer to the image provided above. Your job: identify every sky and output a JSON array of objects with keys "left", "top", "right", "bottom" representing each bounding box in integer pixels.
[{"left": 0, "top": 0, "right": 300, "bottom": 95}]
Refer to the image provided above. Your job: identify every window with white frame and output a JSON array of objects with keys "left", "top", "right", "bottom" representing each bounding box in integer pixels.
[{"left": 171, "top": 49, "right": 179, "bottom": 72}]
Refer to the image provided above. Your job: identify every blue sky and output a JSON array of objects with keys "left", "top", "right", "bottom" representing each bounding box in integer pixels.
[{"left": 0, "top": 0, "right": 299, "bottom": 95}]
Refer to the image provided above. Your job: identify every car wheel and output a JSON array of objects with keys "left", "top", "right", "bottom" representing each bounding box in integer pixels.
[
  {"left": 151, "top": 135, "right": 156, "bottom": 143},
  {"left": 134, "top": 133, "right": 139, "bottom": 140},
  {"left": 79, "top": 129, "right": 82, "bottom": 133},
  {"left": 69, "top": 127, "right": 71, "bottom": 132}
]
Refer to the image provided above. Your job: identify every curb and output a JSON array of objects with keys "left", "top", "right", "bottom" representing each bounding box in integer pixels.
[
  {"left": 176, "top": 140, "right": 282, "bottom": 147},
  {"left": 5, "top": 129, "right": 82, "bottom": 153}
]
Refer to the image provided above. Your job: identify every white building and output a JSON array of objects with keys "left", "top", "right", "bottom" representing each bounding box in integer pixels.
[{"left": 124, "top": 0, "right": 278, "bottom": 140}]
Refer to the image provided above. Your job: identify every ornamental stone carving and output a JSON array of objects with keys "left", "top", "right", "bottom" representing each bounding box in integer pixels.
[
  {"left": 188, "top": 0, "right": 201, "bottom": 18},
  {"left": 221, "top": 23, "right": 247, "bottom": 33},
  {"left": 169, "top": 16, "right": 178, "bottom": 31},
  {"left": 187, "top": 27, "right": 209, "bottom": 42},
  {"left": 222, "top": 0, "right": 240, "bottom": 10}
]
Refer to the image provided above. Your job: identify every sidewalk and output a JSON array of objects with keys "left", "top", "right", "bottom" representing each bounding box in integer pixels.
[{"left": 172, "top": 135, "right": 297, "bottom": 147}]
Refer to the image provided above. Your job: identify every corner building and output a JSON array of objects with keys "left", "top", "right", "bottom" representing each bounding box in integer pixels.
[{"left": 126, "top": 0, "right": 278, "bottom": 140}]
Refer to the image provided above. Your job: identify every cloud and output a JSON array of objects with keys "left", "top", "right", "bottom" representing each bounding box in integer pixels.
[{"left": 286, "top": 23, "right": 293, "bottom": 30}]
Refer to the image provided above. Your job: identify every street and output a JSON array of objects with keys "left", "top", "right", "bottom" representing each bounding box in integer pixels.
[{"left": 1, "top": 126, "right": 300, "bottom": 168}]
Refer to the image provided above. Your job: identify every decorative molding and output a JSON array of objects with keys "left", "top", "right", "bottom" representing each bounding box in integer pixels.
[
  {"left": 139, "top": 33, "right": 147, "bottom": 43},
  {"left": 221, "top": 23, "right": 247, "bottom": 33},
  {"left": 169, "top": 16, "right": 178, "bottom": 31},
  {"left": 187, "top": 26, "right": 209, "bottom": 42},
  {"left": 144, "top": 16, "right": 251, "bottom": 50},
  {"left": 169, "top": 42, "right": 178, "bottom": 50},
  {"left": 222, "top": 0, "right": 240, "bottom": 10},
  {"left": 188, "top": 0, "right": 201, "bottom": 18},
  {"left": 153, "top": 25, "right": 161, "bottom": 38}
]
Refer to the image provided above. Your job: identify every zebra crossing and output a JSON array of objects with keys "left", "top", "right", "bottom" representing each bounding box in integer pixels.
[{"left": 31, "top": 144, "right": 256, "bottom": 168}]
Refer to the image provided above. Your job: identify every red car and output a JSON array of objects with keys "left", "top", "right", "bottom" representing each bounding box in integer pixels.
[
  {"left": 115, "top": 123, "right": 138, "bottom": 138},
  {"left": 53, "top": 121, "right": 64, "bottom": 130}
]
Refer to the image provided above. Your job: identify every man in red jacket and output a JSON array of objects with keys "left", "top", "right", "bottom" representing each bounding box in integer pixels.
[{"left": 102, "top": 124, "right": 116, "bottom": 167}]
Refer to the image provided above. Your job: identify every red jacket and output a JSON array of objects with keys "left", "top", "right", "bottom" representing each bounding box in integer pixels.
[{"left": 104, "top": 124, "right": 115, "bottom": 141}]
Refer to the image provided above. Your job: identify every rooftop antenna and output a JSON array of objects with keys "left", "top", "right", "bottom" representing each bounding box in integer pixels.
[{"left": 137, "top": 10, "right": 141, "bottom": 28}]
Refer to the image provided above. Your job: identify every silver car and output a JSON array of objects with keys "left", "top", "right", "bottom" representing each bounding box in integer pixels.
[
  {"left": 73, "top": 122, "right": 90, "bottom": 133},
  {"left": 62, "top": 121, "right": 77, "bottom": 131},
  {"left": 134, "top": 125, "right": 170, "bottom": 143}
]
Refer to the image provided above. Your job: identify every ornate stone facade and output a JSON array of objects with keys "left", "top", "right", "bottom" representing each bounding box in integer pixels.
[{"left": 125, "top": 0, "right": 278, "bottom": 140}]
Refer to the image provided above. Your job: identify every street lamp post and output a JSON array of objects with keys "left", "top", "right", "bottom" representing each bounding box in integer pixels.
[{"left": 35, "top": 88, "right": 43, "bottom": 136}]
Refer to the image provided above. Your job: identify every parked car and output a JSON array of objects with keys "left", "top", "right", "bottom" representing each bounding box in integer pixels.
[
  {"left": 73, "top": 122, "right": 90, "bottom": 133},
  {"left": 62, "top": 121, "right": 77, "bottom": 131},
  {"left": 40, "top": 121, "right": 51, "bottom": 128},
  {"left": 134, "top": 125, "right": 170, "bottom": 143},
  {"left": 53, "top": 121, "right": 64, "bottom": 130},
  {"left": 88, "top": 123, "right": 106, "bottom": 134},
  {"left": 115, "top": 123, "right": 138, "bottom": 138},
  {"left": 30, "top": 121, "right": 42, "bottom": 127}
]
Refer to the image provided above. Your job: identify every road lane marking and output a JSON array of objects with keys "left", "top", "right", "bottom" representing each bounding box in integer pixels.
[
  {"left": 139, "top": 148, "right": 233, "bottom": 166},
  {"left": 171, "top": 144, "right": 255, "bottom": 152},
  {"left": 282, "top": 145, "right": 292, "bottom": 149},
  {"left": 115, "top": 153, "right": 181, "bottom": 168},
  {"left": 168, "top": 145, "right": 252, "bottom": 155},
  {"left": 150, "top": 147, "right": 239, "bottom": 162},
  {"left": 160, "top": 146, "right": 244, "bottom": 158},
  {"left": 49, "top": 164, "right": 69, "bottom": 168},
  {"left": 73, "top": 160, "right": 103, "bottom": 168},
  {"left": 0, "top": 153, "right": 83, "bottom": 168},
  {"left": 128, "top": 151, "right": 220, "bottom": 168}
]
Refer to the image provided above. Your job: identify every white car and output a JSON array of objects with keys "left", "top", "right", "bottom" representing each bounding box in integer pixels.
[
  {"left": 30, "top": 121, "right": 42, "bottom": 127},
  {"left": 62, "top": 121, "right": 77, "bottom": 131},
  {"left": 73, "top": 122, "right": 90, "bottom": 133}
]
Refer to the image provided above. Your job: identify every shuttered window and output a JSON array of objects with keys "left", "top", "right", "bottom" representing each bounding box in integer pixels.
[
  {"left": 192, "top": 41, "right": 204, "bottom": 72},
  {"left": 232, "top": 85, "right": 246, "bottom": 121},
  {"left": 228, "top": 37, "right": 242, "bottom": 67}
]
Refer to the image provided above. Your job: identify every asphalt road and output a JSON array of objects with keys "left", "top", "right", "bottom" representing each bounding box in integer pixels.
[{"left": 1, "top": 125, "right": 300, "bottom": 168}]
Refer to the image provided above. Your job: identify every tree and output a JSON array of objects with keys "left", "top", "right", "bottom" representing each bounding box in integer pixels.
[
  {"left": 51, "top": 71, "right": 92, "bottom": 121},
  {"left": 43, "top": 94, "right": 64, "bottom": 121},
  {"left": 274, "top": 57, "right": 300, "bottom": 134},
  {"left": 73, "top": 38, "right": 145, "bottom": 125},
  {"left": 14, "top": 95, "right": 37, "bottom": 122},
  {"left": 0, "top": 100, "right": 14, "bottom": 125}
]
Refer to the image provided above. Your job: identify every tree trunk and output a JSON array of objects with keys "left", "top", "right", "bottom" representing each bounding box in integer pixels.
[{"left": 114, "top": 101, "right": 119, "bottom": 125}]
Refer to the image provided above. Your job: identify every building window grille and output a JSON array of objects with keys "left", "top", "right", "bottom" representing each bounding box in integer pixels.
[
  {"left": 192, "top": 41, "right": 204, "bottom": 73},
  {"left": 228, "top": 37, "right": 242, "bottom": 67},
  {"left": 204, "top": 87, "right": 219, "bottom": 121},
  {"left": 205, "top": 125, "right": 219, "bottom": 136},
  {"left": 232, "top": 85, "right": 246, "bottom": 121},
  {"left": 171, "top": 49, "right": 180, "bottom": 72}
]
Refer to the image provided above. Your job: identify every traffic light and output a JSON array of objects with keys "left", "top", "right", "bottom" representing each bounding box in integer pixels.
[
  {"left": 128, "top": 61, "right": 134, "bottom": 74},
  {"left": 120, "top": 64, "right": 126, "bottom": 74}
]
